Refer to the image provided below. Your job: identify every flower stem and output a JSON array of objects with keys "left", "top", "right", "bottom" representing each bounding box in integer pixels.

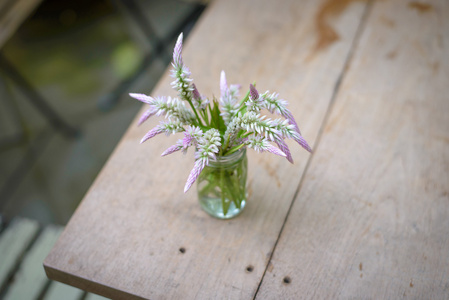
[
  {"left": 220, "top": 168, "right": 229, "bottom": 216},
  {"left": 186, "top": 99, "right": 204, "bottom": 127},
  {"left": 237, "top": 90, "right": 251, "bottom": 114},
  {"left": 224, "top": 143, "right": 245, "bottom": 156}
]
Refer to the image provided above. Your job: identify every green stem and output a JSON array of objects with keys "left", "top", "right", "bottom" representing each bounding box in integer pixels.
[
  {"left": 240, "top": 131, "right": 253, "bottom": 139},
  {"left": 224, "top": 143, "right": 245, "bottom": 156},
  {"left": 225, "top": 174, "right": 241, "bottom": 208},
  {"left": 186, "top": 99, "right": 204, "bottom": 127},
  {"left": 222, "top": 134, "right": 231, "bottom": 155},
  {"left": 202, "top": 106, "right": 209, "bottom": 125},
  {"left": 238, "top": 89, "right": 251, "bottom": 107},
  {"left": 220, "top": 168, "right": 229, "bottom": 216}
]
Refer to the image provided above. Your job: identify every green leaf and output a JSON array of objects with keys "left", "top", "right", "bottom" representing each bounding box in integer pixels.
[
  {"left": 225, "top": 175, "right": 241, "bottom": 209},
  {"left": 198, "top": 124, "right": 211, "bottom": 132},
  {"left": 211, "top": 99, "right": 226, "bottom": 134},
  {"left": 208, "top": 103, "right": 217, "bottom": 129}
]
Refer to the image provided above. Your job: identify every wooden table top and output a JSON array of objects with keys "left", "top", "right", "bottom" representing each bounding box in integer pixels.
[{"left": 44, "top": 0, "right": 449, "bottom": 298}]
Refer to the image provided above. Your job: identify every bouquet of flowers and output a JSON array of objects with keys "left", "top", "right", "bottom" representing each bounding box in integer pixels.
[{"left": 130, "top": 33, "right": 311, "bottom": 203}]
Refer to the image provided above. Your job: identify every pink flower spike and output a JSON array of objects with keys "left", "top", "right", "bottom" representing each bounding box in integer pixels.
[
  {"left": 161, "top": 143, "right": 183, "bottom": 156},
  {"left": 275, "top": 139, "right": 294, "bottom": 163},
  {"left": 266, "top": 144, "right": 286, "bottom": 157},
  {"left": 129, "top": 93, "right": 153, "bottom": 104},
  {"left": 140, "top": 125, "right": 164, "bottom": 144},
  {"left": 282, "top": 109, "right": 301, "bottom": 135},
  {"left": 173, "top": 33, "right": 183, "bottom": 68},
  {"left": 293, "top": 134, "right": 312, "bottom": 153},
  {"left": 184, "top": 159, "right": 205, "bottom": 193},
  {"left": 192, "top": 83, "right": 201, "bottom": 101},
  {"left": 182, "top": 133, "right": 193, "bottom": 148},
  {"left": 249, "top": 84, "right": 259, "bottom": 101},
  {"left": 220, "top": 70, "right": 228, "bottom": 98},
  {"left": 138, "top": 109, "right": 156, "bottom": 126}
]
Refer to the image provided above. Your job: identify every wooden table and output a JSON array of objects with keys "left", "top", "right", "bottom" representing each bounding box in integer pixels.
[{"left": 44, "top": 0, "right": 449, "bottom": 298}]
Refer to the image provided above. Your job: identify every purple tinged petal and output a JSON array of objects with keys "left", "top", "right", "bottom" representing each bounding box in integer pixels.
[
  {"left": 129, "top": 93, "right": 153, "bottom": 104},
  {"left": 275, "top": 139, "right": 294, "bottom": 163},
  {"left": 140, "top": 125, "right": 164, "bottom": 144},
  {"left": 293, "top": 134, "right": 312, "bottom": 153},
  {"left": 230, "top": 84, "right": 241, "bottom": 92},
  {"left": 192, "top": 83, "right": 201, "bottom": 100},
  {"left": 138, "top": 109, "right": 156, "bottom": 126},
  {"left": 161, "top": 143, "right": 183, "bottom": 156},
  {"left": 249, "top": 84, "right": 259, "bottom": 101},
  {"left": 173, "top": 33, "right": 183, "bottom": 67},
  {"left": 182, "top": 132, "right": 193, "bottom": 148},
  {"left": 266, "top": 144, "right": 287, "bottom": 157},
  {"left": 282, "top": 109, "right": 301, "bottom": 135},
  {"left": 220, "top": 70, "right": 228, "bottom": 98},
  {"left": 184, "top": 159, "right": 205, "bottom": 193}
]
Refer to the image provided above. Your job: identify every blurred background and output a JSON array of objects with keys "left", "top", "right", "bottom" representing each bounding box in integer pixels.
[{"left": 0, "top": 0, "right": 208, "bottom": 226}]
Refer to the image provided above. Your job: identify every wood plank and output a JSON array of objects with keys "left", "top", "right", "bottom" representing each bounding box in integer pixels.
[
  {"left": 44, "top": 0, "right": 370, "bottom": 298},
  {"left": 4, "top": 225, "right": 62, "bottom": 300},
  {"left": 0, "top": 218, "right": 39, "bottom": 286},
  {"left": 44, "top": 282, "right": 84, "bottom": 300},
  {"left": 256, "top": 0, "right": 449, "bottom": 298}
]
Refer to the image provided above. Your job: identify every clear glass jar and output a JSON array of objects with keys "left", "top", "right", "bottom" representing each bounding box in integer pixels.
[{"left": 197, "top": 149, "right": 248, "bottom": 219}]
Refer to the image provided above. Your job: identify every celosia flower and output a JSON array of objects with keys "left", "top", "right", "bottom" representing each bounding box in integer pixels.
[
  {"left": 249, "top": 84, "right": 259, "bottom": 101},
  {"left": 182, "top": 125, "right": 202, "bottom": 149},
  {"left": 220, "top": 71, "right": 240, "bottom": 124},
  {"left": 246, "top": 84, "right": 264, "bottom": 113},
  {"left": 192, "top": 83, "right": 209, "bottom": 109},
  {"left": 261, "top": 92, "right": 301, "bottom": 134},
  {"left": 246, "top": 135, "right": 286, "bottom": 157},
  {"left": 170, "top": 33, "right": 194, "bottom": 102},
  {"left": 161, "top": 140, "right": 183, "bottom": 157},
  {"left": 274, "top": 138, "right": 294, "bottom": 164},
  {"left": 184, "top": 159, "right": 205, "bottom": 193},
  {"left": 129, "top": 94, "right": 195, "bottom": 125},
  {"left": 184, "top": 129, "right": 221, "bottom": 192},
  {"left": 195, "top": 129, "right": 221, "bottom": 166},
  {"left": 140, "top": 120, "right": 183, "bottom": 144},
  {"left": 131, "top": 32, "right": 312, "bottom": 194},
  {"left": 137, "top": 108, "right": 157, "bottom": 126},
  {"left": 238, "top": 112, "right": 281, "bottom": 141},
  {"left": 172, "top": 33, "right": 183, "bottom": 69}
]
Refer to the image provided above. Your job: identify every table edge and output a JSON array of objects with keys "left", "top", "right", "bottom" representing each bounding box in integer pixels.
[{"left": 44, "top": 262, "right": 147, "bottom": 300}]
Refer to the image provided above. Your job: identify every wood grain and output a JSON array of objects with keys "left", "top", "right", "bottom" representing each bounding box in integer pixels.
[
  {"left": 256, "top": 0, "right": 449, "bottom": 298},
  {"left": 44, "top": 0, "right": 369, "bottom": 298}
]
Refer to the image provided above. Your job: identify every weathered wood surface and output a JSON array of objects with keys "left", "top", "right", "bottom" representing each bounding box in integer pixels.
[
  {"left": 44, "top": 0, "right": 449, "bottom": 299},
  {"left": 44, "top": 0, "right": 369, "bottom": 298},
  {"left": 256, "top": 0, "right": 449, "bottom": 298}
]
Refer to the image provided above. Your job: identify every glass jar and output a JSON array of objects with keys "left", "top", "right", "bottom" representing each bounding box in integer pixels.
[{"left": 197, "top": 149, "right": 248, "bottom": 219}]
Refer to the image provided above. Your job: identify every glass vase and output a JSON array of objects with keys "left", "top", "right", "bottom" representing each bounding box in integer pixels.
[{"left": 197, "top": 149, "right": 248, "bottom": 219}]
